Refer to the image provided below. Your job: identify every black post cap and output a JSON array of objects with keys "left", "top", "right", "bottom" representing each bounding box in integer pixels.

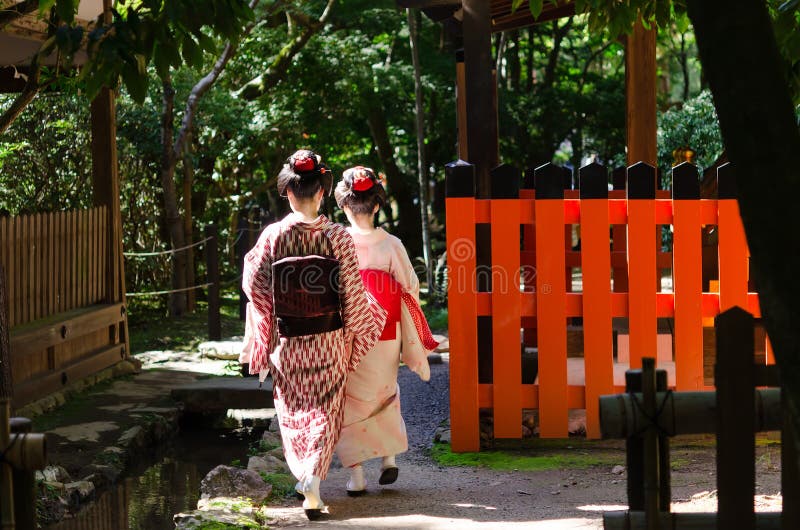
[
  {"left": 534, "top": 163, "right": 565, "bottom": 200},
  {"left": 672, "top": 162, "right": 700, "bottom": 200},
  {"left": 490, "top": 163, "right": 520, "bottom": 199},
  {"left": 445, "top": 159, "right": 476, "bottom": 198},
  {"left": 626, "top": 162, "right": 656, "bottom": 199},
  {"left": 455, "top": 48, "right": 464, "bottom": 62},
  {"left": 717, "top": 162, "right": 737, "bottom": 199},
  {"left": 579, "top": 162, "right": 609, "bottom": 199}
]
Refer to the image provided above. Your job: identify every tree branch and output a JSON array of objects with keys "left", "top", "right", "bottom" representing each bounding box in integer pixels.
[
  {"left": 0, "top": 0, "right": 38, "bottom": 30},
  {"left": 0, "top": 35, "right": 56, "bottom": 135},
  {"left": 173, "top": 0, "right": 261, "bottom": 159},
  {"left": 238, "top": 0, "right": 336, "bottom": 100}
]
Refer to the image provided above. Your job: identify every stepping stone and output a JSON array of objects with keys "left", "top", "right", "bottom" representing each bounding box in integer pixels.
[{"left": 171, "top": 377, "right": 274, "bottom": 412}]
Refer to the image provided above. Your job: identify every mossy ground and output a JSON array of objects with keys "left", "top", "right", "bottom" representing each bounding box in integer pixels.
[{"left": 430, "top": 441, "right": 624, "bottom": 471}]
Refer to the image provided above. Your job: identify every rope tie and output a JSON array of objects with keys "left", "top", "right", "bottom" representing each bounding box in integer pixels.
[{"left": 629, "top": 388, "right": 674, "bottom": 438}]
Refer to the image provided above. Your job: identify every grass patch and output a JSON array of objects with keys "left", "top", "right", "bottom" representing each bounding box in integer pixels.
[
  {"left": 259, "top": 472, "right": 297, "bottom": 498},
  {"left": 430, "top": 442, "right": 620, "bottom": 471},
  {"left": 31, "top": 377, "right": 120, "bottom": 432}
]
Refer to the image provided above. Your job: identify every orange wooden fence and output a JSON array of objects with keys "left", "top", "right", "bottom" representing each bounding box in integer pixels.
[
  {"left": 0, "top": 207, "right": 127, "bottom": 408},
  {"left": 445, "top": 160, "right": 767, "bottom": 451}
]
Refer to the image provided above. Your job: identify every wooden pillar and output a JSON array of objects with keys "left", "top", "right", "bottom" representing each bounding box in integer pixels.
[
  {"left": 455, "top": 50, "right": 468, "bottom": 161},
  {"left": 91, "top": 0, "right": 129, "bottom": 359},
  {"left": 0, "top": 266, "right": 11, "bottom": 401},
  {"left": 625, "top": 21, "right": 657, "bottom": 166},
  {"left": 462, "top": 0, "right": 497, "bottom": 198}
]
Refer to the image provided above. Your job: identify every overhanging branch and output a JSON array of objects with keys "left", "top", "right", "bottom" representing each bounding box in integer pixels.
[{"left": 0, "top": 0, "right": 38, "bottom": 29}]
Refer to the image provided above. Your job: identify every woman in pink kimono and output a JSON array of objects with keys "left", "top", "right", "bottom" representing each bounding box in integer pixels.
[
  {"left": 242, "top": 151, "right": 385, "bottom": 518},
  {"left": 333, "top": 166, "right": 439, "bottom": 495}
]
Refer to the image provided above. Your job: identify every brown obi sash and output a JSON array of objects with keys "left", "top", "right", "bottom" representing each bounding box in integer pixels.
[{"left": 272, "top": 255, "right": 343, "bottom": 337}]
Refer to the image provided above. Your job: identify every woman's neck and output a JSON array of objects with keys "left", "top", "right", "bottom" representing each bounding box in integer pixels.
[
  {"left": 289, "top": 199, "right": 321, "bottom": 221},
  {"left": 348, "top": 213, "right": 375, "bottom": 234}
]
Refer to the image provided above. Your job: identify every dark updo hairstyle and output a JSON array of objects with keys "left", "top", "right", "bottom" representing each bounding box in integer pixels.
[
  {"left": 277, "top": 149, "right": 333, "bottom": 199},
  {"left": 334, "top": 166, "right": 387, "bottom": 215}
]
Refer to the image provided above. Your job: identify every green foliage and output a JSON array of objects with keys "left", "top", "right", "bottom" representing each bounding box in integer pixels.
[
  {"left": 259, "top": 472, "right": 297, "bottom": 498},
  {"left": 657, "top": 90, "right": 723, "bottom": 183}
]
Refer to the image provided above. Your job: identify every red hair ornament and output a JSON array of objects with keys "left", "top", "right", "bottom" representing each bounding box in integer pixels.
[
  {"left": 293, "top": 154, "right": 315, "bottom": 172},
  {"left": 351, "top": 167, "right": 375, "bottom": 192}
]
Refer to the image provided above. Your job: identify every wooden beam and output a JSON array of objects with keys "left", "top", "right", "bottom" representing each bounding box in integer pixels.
[
  {"left": 462, "top": 0, "right": 497, "bottom": 198},
  {"left": 625, "top": 20, "right": 657, "bottom": 165}
]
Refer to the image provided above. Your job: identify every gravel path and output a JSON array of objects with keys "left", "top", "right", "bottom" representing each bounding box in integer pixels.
[{"left": 261, "top": 357, "right": 782, "bottom": 529}]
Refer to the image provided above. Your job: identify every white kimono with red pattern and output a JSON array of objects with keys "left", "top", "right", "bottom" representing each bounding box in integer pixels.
[
  {"left": 242, "top": 214, "right": 386, "bottom": 482},
  {"left": 335, "top": 228, "right": 438, "bottom": 467}
]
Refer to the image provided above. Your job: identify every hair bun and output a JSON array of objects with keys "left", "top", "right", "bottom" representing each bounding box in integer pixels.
[
  {"left": 351, "top": 166, "right": 375, "bottom": 191},
  {"left": 292, "top": 152, "right": 316, "bottom": 173}
]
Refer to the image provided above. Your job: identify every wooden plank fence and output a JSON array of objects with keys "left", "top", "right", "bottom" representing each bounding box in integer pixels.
[
  {"left": 445, "top": 160, "right": 769, "bottom": 451},
  {"left": 0, "top": 207, "right": 126, "bottom": 409}
]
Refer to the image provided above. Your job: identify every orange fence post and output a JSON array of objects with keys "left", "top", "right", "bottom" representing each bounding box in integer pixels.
[
  {"left": 579, "top": 163, "right": 614, "bottom": 439},
  {"left": 717, "top": 163, "right": 749, "bottom": 312},
  {"left": 672, "top": 163, "right": 704, "bottom": 390},
  {"left": 534, "top": 163, "right": 568, "bottom": 437},
  {"left": 446, "top": 160, "right": 480, "bottom": 452},
  {"left": 520, "top": 171, "right": 537, "bottom": 348},
  {"left": 627, "top": 162, "right": 658, "bottom": 369},
  {"left": 490, "top": 164, "right": 522, "bottom": 438}
]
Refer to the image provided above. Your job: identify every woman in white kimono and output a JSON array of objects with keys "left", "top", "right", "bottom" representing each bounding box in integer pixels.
[
  {"left": 333, "top": 166, "right": 438, "bottom": 495},
  {"left": 242, "top": 151, "right": 385, "bottom": 518}
]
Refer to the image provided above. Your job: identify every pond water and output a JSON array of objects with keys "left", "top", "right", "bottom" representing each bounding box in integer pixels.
[{"left": 46, "top": 425, "right": 259, "bottom": 530}]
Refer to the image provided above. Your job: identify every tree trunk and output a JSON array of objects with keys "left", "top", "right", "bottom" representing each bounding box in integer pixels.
[
  {"left": 364, "top": 99, "right": 423, "bottom": 257},
  {"left": 160, "top": 76, "right": 188, "bottom": 317},
  {"left": 687, "top": 0, "right": 800, "bottom": 457},
  {"left": 408, "top": 8, "right": 435, "bottom": 295},
  {"left": 182, "top": 132, "right": 196, "bottom": 313}
]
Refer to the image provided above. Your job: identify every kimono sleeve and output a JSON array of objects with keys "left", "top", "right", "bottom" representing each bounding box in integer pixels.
[
  {"left": 389, "top": 236, "right": 438, "bottom": 381},
  {"left": 330, "top": 227, "right": 387, "bottom": 371},
  {"left": 242, "top": 228, "right": 277, "bottom": 377}
]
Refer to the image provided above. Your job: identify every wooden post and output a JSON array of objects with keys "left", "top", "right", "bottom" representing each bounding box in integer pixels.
[
  {"left": 715, "top": 307, "right": 755, "bottom": 530},
  {"left": 579, "top": 163, "right": 614, "bottom": 439},
  {"left": 1, "top": 400, "right": 14, "bottom": 529},
  {"left": 489, "top": 164, "right": 521, "bottom": 439},
  {"left": 91, "top": 0, "right": 129, "bottom": 360},
  {"left": 462, "top": 0, "right": 497, "bottom": 198},
  {"left": 782, "top": 388, "right": 800, "bottom": 530},
  {"left": 625, "top": 20, "right": 657, "bottom": 166},
  {"left": 624, "top": 367, "right": 669, "bottom": 513},
  {"left": 10, "top": 419, "right": 34, "bottom": 529},
  {"left": 672, "top": 163, "right": 704, "bottom": 390},
  {"left": 455, "top": 49, "right": 468, "bottom": 161},
  {"left": 205, "top": 225, "right": 221, "bottom": 341},
  {"left": 641, "top": 358, "right": 660, "bottom": 530},
  {"left": 445, "top": 160, "right": 479, "bottom": 451},
  {"left": 534, "top": 163, "right": 568, "bottom": 438}
]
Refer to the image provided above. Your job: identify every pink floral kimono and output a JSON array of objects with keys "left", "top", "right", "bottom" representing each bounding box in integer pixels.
[
  {"left": 336, "top": 228, "right": 438, "bottom": 467},
  {"left": 242, "top": 214, "right": 386, "bottom": 481}
]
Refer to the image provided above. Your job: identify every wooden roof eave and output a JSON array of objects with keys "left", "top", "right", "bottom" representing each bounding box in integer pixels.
[{"left": 397, "top": 0, "right": 576, "bottom": 33}]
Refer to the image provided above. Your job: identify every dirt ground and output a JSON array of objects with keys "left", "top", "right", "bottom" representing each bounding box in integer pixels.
[{"left": 260, "top": 360, "right": 783, "bottom": 529}]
